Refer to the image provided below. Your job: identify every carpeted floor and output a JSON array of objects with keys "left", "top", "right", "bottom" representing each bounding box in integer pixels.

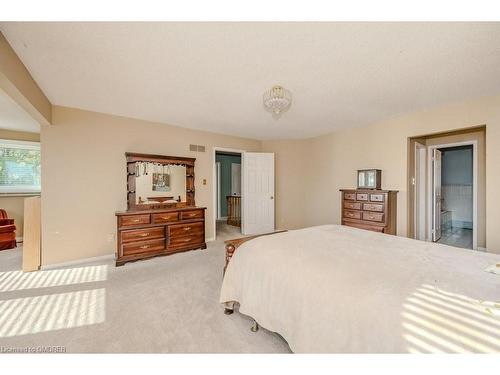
[{"left": 0, "top": 222, "right": 290, "bottom": 353}]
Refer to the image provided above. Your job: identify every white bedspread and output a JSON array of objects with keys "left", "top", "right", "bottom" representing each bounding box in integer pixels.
[{"left": 220, "top": 225, "right": 500, "bottom": 353}]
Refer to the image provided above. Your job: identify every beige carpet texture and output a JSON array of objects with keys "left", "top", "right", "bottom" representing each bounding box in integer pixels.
[{"left": 0, "top": 222, "right": 291, "bottom": 353}]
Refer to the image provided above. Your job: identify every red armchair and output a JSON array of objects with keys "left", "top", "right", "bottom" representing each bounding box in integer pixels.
[{"left": 0, "top": 209, "right": 16, "bottom": 250}]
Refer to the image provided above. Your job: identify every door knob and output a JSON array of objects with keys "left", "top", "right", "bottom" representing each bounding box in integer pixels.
[{"left": 270, "top": 196, "right": 274, "bottom": 200}]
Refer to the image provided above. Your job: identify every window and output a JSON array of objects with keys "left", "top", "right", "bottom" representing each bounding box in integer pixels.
[{"left": 0, "top": 139, "right": 41, "bottom": 194}]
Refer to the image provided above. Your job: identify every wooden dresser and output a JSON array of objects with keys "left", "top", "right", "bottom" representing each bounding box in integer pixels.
[
  {"left": 115, "top": 152, "right": 206, "bottom": 266},
  {"left": 340, "top": 189, "right": 398, "bottom": 234},
  {"left": 115, "top": 206, "right": 206, "bottom": 266}
]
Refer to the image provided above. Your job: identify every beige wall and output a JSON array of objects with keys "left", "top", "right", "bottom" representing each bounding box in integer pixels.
[
  {"left": 0, "top": 129, "right": 40, "bottom": 237},
  {"left": 41, "top": 106, "right": 261, "bottom": 266},
  {"left": 0, "top": 32, "right": 51, "bottom": 126},
  {"left": 270, "top": 95, "right": 500, "bottom": 254},
  {"left": 261, "top": 139, "right": 311, "bottom": 230}
]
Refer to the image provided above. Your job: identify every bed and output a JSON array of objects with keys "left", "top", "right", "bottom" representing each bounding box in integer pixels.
[{"left": 219, "top": 225, "right": 500, "bottom": 353}]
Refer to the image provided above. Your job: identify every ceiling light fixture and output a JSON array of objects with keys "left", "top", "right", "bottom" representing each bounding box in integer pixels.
[{"left": 263, "top": 85, "right": 291, "bottom": 116}]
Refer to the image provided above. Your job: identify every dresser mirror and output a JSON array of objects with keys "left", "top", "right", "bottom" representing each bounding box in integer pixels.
[
  {"left": 125, "top": 152, "right": 196, "bottom": 210},
  {"left": 134, "top": 163, "right": 187, "bottom": 205}
]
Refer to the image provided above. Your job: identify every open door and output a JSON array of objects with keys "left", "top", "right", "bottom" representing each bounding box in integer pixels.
[
  {"left": 241, "top": 152, "right": 275, "bottom": 235},
  {"left": 432, "top": 149, "right": 442, "bottom": 242}
]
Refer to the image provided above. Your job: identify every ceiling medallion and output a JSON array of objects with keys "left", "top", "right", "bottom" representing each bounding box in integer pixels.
[{"left": 263, "top": 85, "right": 292, "bottom": 116}]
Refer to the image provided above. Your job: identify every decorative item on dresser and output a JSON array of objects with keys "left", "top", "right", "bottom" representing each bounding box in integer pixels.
[
  {"left": 340, "top": 189, "right": 398, "bottom": 234},
  {"left": 115, "top": 153, "right": 206, "bottom": 266},
  {"left": 357, "top": 169, "right": 382, "bottom": 189}
]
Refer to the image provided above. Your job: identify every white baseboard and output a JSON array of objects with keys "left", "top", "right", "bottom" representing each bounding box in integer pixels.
[
  {"left": 41, "top": 253, "right": 115, "bottom": 270},
  {"left": 477, "top": 247, "right": 487, "bottom": 252},
  {"left": 16, "top": 236, "right": 23, "bottom": 243},
  {"left": 206, "top": 236, "right": 215, "bottom": 242}
]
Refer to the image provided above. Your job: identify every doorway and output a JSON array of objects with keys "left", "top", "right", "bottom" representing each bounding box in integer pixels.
[
  {"left": 408, "top": 126, "right": 485, "bottom": 251},
  {"left": 430, "top": 144, "right": 475, "bottom": 249},
  {"left": 213, "top": 148, "right": 276, "bottom": 241},
  {"left": 214, "top": 149, "right": 243, "bottom": 240}
]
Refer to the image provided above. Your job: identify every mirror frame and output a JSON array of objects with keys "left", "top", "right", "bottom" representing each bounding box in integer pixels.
[{"left": 125, "top": 152, "right": 196, "bottom": 210}]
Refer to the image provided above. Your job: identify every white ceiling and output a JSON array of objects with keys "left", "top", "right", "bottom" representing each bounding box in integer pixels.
[
  {"left": 1, "top": 22, "right": 500, "bottom": 140},
  {"left": 0, "top": 88, "right": 40, "bottom": 133}
]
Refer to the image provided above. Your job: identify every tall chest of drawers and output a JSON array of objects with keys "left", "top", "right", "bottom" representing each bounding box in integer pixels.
[
  {"left": 115, "top": 207, "right": 206, "bottom": 266},
  {"left": 340, "top": 189, "right": 398, "bottom": 235}
]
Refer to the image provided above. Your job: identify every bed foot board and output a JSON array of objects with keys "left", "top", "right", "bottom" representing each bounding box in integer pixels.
[
  {"left": 224, "top": 230, "right": 287, "bottom": 275},
  {"left": 250, "top": 320, "right": 259, "bottom": 332},
  {"left": 224, "top": 308, "right": 234, "bottom": 315}
]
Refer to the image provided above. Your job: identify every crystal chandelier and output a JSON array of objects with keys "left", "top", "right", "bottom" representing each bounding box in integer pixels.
[{"left": 263, "top": 85, "right": 292, "bottom": 115}]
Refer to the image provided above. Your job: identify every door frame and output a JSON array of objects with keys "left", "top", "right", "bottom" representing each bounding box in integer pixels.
[
  {"left": 216, "top": 162, "right": 221, "bottom": 220},
  {"left": 414, "top": 142, "right": 427, "bottom": 241},
  {"left": 427, "top": 140, "right": 478, "bottom": 249},
  {"left": 212, "top": 147, "right": 245, "bottom": 241}
]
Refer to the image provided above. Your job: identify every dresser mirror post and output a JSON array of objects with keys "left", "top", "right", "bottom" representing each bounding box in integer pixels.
[{"left": 116, "top": 152, "right": 206, "bottom": 267}]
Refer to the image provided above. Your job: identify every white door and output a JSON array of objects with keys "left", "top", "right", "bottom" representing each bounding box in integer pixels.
[
  {"left": 242, "top": 152, "right": 275, "bottom": 235},
  {"left": 231, "top": 163, "right": 241, "bottom": 196},
  {"left": 432, "top": 149, "right": 442, "bottom": 242}
]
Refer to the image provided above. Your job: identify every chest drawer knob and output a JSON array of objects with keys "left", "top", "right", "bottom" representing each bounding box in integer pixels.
[
  {"left": 183, "top": 227, "right": 191, "bottom": 231},
  {"left": 139, "top": 233, "right": 149, "bottom": 237},
  {"left": 140, "top": 245, "right": 149, "bottom": 249}
]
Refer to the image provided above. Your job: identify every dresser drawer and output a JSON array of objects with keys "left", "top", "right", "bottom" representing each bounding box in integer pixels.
[
  {"left": 363, "top": 203, "right": 384, "bottom": 212},
  {"left": 370, "top": 193, "right": 385, "bottom": 202},
  {"left": 344, "top": 192, "right": 357, "bottom": 200},
  {"left": 344, "top": 201, "right": 361, "bottom": 210},
  {"left": 121, "top": 227, "right": 164, "bottom": 243},
  {"left": 356, "top": 193, "right": 369, "bottom": 201},
  {"left": 168, "top": 233, "right": 204, "bottom": 249},
  {"left": 344, "top": 210, "right": 362, "bottom": 220},
  {"left": 122, "top": 239, "right": 165, "bottom": 256},
  {"left": 181, "top": 209, "right": 204, "bottom": 220},
  {"left": 362, "top": 212, "right": 384, "bottom": 222},
  {"left": 152, "top": 212, "right": 179, "bottom": 224},
  {"left": 169, "top": 222, "right": 204, "bottom": 237},
  {"left": 120, "top": 214, "right": 150, "bottom": 227}
]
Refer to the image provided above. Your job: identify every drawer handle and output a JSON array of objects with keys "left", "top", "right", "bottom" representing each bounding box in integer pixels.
[
  {"left": 139, "top": 233, "right": 149, "bottom": 237},
  {"left": 188, "top": 213, "right": 197, "bottom": 217},
  {"left": 132, "top": 219, "right": 141, "bottom": 223},
  {"left": 140, "top": 245, "right": 149, "bottom": 249},
  {"left": 182, "top": 238, "right": 191, "bottom": 242},
  {"left": 161, "top": 216, "right": 172, "bottom": 220}
]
